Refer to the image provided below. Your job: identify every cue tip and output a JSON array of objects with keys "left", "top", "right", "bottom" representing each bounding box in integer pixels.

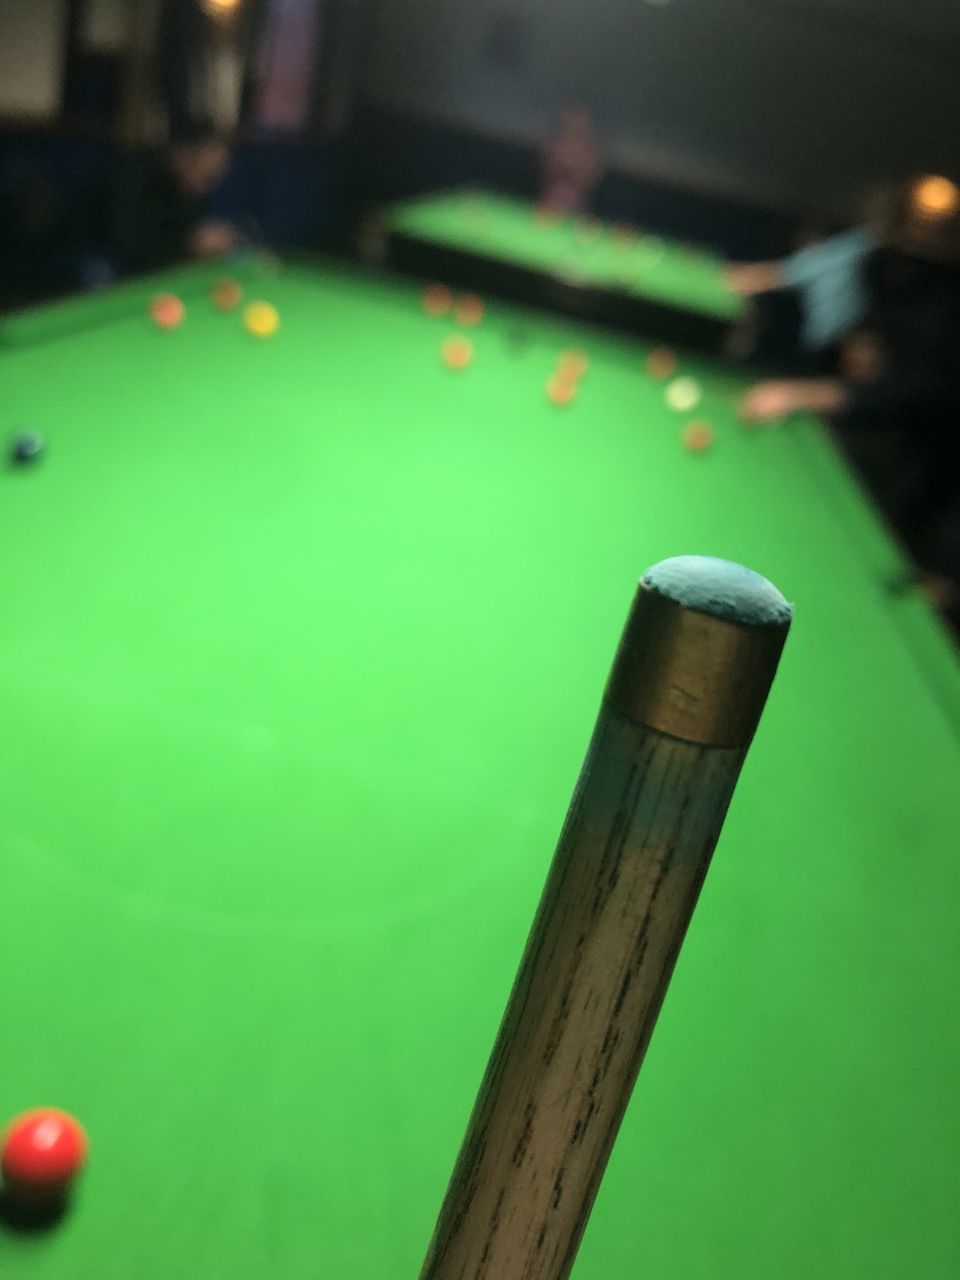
[{"left": 606, "top": 556, "right": 792, "bottom": 747}]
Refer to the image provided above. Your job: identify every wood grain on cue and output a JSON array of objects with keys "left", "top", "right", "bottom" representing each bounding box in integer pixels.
[{"left": 420, "top": 556, "right": 792, "bottom": 1280}]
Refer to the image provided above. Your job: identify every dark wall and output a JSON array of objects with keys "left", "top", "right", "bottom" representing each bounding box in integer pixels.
[
  {"left": 359, "top": 0, "right": 960, "bottom": 216},
  {"left": 0, "top": 126, "right": 346, "bottom": 303}
]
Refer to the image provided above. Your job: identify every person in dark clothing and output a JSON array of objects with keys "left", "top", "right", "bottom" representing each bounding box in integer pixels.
[
  {"left": 740, "top": 252, "right": 960, "bottom": 612},
  {"left": 740, "top": 252, "right": 960, "bottom": 429},
  {"left": 116, "top": 121, "right": 239, "bottom": 276},
  {"left": 739, "top": 318, "right": 956, "bottom": 426}
]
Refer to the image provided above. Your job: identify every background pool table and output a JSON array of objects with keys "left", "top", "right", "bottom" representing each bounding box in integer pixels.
[
  {"left": 387, "top": 189, "right": 745, "bottom": 347},
  {"left": 1, "top": 258, "right": 958, "bottom": 1279}
]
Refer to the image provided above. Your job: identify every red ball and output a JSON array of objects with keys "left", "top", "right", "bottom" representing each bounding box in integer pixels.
[
  {"left": 1, "top": 1109, "right": 88, "bottom": 1199},
  {"left": 546, "top": 373, "right": 577, "bottom": 407},
  {"left": 150, "top": 293, "right": 185, "bottom": 330},
  {"left": 422, "top": 283, "right": 452, "bottom": 317},
  {"left": 453, "top": 293, "right": 484, "bottom": 327},
  {"left": 211, "top": 278, "right": 243, "bottom": 311},
  {"left": 440, "top": 335, "right": 473, "bottom": 370},
  {"left": 646, "top": 346, "right": 677, "bottom": 379},
  {"left": 681, "top": 420, "right": 714, "bottom": 453}
]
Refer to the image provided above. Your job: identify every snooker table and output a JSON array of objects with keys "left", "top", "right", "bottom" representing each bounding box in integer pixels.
[
  {"left": 386, "top": 188, "right": 745, "bottom": 349},
  {"left": 1, "top": 256, "right": 958, "bottom": 1280}
]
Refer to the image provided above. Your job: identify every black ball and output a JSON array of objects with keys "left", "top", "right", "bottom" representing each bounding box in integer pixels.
[{"left": 10, "top": 433, "right": 44, "bottom": 465}]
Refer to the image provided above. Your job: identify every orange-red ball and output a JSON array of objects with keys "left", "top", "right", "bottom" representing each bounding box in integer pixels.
[
  {"left": 150, "top": 293, "right": 185, "bottom": 330},
  {"left": 1, "top": 1109, "right": 88, "bottom": 1202},
  {"left": 423, "top": 284, "right": 452, "bottom": 317},
  {"left": 453, "top": 294, "right": 484, "bottom": 327},
  {"left": 211, "top": 278, "right": 243, "bottom": 311},
  {"left": 558, "top": 347, "right": 589, "bottom": 378},
  {"left": 646, "top": 346, "right": 677, "bottom": 379},
  {"left": 546, "top": 373, "right": 577, "bottom": 406},
  {"left": 681, "top": 420, "right": 714, "bottom": 453},
  {"left": 441, "top": 336, "right": 473, "bottom": 370}
]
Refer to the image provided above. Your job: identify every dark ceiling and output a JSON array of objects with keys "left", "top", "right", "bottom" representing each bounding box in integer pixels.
[{"left": 720, "top": 0, "right": 960, "bottom": 63}]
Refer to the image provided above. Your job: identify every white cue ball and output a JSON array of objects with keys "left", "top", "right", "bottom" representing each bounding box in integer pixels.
[{"left": 665, "top": 376, "right": 702, "bottom": 412}]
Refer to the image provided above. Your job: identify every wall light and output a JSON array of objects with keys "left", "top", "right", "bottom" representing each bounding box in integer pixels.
[{"left": 912, "top": 175, "right": 959, "bottom": 220}]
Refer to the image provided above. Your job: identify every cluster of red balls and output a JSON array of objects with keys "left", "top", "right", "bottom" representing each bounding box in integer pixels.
[{"left": 421, "top": 284, "right": 714, "bottom": 448}]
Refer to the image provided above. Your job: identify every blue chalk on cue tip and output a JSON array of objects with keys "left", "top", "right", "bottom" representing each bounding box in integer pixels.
[{"left": 641, "top": 556, "right": 793, "bottom": 627}]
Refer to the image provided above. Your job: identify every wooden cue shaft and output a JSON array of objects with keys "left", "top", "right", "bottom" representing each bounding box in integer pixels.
[{"left": 420, "top": 560, "right": 791, "bottom": 1280}]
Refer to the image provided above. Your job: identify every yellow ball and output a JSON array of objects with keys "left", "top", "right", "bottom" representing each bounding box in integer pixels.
[{"left": 244, "top": 301, "right": 279, "bottom": 338}]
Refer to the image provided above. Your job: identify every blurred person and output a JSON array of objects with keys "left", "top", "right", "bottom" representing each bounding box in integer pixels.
[
  {"left": 725, "top": 190, "right": 899, "bottom": 366},
  {"left": 539, "top": 103, "right": 604, "bottom": 215},
  {"left": 740, "top": 252, "right": 959, "bottom": 422},
  {"left": 725, "top": 221, "right": 877, "bottom": 365},
  {"left": 741, "top": 252, "right": 960, "bottom": 612},
  {"left": 116, "top": 120, "right": 240, "bottom": 276}
]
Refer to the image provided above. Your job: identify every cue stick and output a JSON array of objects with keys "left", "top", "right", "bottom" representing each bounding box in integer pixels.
[{"left": 419, "top": 555, "right": 792, "bottom": 1280}]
